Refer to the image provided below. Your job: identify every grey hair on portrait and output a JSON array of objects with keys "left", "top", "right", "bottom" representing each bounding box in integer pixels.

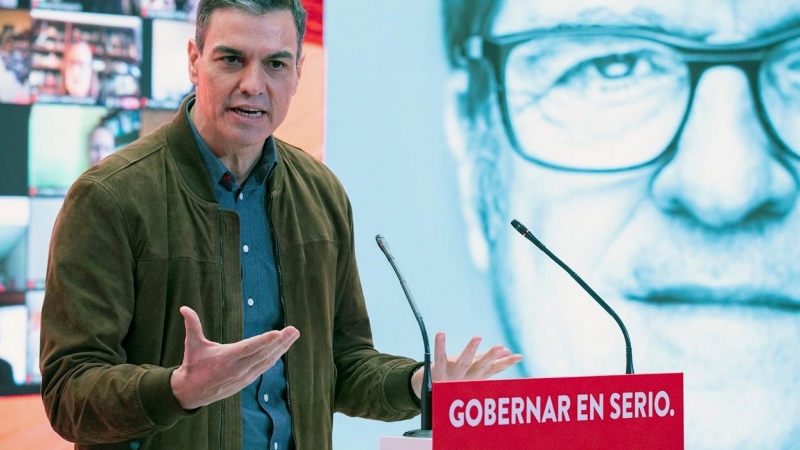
[
  {"left": 441, "top": 0, "right": 502, "bottom": 119},
  {"left": 443, "top": 0, "right": 526, "bottom": 364},
  {"left": 442, "top": 0, "right": 510, "bottom": 221},
  {"left": 195, "top": 0, "right": 307, "bottom": 55},
  {"left": 442, "top": 0, "right": 499, "bottom": 66}
]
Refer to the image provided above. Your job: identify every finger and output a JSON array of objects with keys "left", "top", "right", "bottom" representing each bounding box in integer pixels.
[
  {"left": 180, "top": 306, "right": 208, "bottom": 351},
  {"left": 234, "top": 325, "right": 299, "bottom": 358},
  {"left": 245, "top": 329, "right": 301, "bottom": 375},
  {"left": 433, "top": 332, "right": 447, "bottom": 381},
  {"left": 481, "top": 354, "right": 524, "bottom": 379},
  {"left": 465, "top": 345, "right": 505, "bottom": 379},
  {"left": 452, "top": 336, "right": 482, "bottom": 380},
  {"left": 238, "top": 327, "right": 301, "bottom": 368}
]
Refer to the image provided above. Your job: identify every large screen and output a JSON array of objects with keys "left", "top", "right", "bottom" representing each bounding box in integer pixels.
[
  {"left": 324, "top": 1, "right": 800, "bottom": 449},
  {"left": 0, "top": 4, "right": 154, "bottom": 399}
]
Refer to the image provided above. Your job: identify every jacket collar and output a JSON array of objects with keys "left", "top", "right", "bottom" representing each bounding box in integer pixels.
[
  {"left": 165, "top": 94, "right": 288, "bottom": 203},
  {"left": 165, "top": 94, "right": 218, "bottom": 203}
]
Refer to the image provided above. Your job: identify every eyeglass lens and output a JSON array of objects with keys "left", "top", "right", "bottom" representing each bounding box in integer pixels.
[{"left": 502, "top": 34, "right": 800, "bottom": 170}]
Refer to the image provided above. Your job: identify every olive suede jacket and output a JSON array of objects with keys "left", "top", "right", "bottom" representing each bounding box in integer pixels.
[{"left": 40, "top": 96, "right": 421, "bottom": 450}]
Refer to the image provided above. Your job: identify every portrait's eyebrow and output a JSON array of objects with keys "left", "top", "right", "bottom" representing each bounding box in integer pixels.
[
  {"left": 496, "top": 6, "right": 714, "bottom": 41},
  {"left": 759, "top": 14, "right": 800, "bottom": 38},
  {"left": 499, "top": 6, "right": 800, "bottom": 42}
]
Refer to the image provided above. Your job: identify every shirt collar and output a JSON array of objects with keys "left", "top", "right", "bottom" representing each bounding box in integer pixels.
[{"left": 186, "top": 97, "right": 278, "bottom": 191}]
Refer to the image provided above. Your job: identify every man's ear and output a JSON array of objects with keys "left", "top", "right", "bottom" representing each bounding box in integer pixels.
[
  {"left": 188, "top": 39, "right": 200, "bottom": 86},
  {"left": 444, "top": 68, "right": 491, "bottom": 272}
]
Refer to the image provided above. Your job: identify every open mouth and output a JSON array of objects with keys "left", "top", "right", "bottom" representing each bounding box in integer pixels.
[
  {"left": 627, "top": 286, "right": 800, "bottom": 312},
  {"left": 231, "top": 107, "right": 265, "bottom": 118}
]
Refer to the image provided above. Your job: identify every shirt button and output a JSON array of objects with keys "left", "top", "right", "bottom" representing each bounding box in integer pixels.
[
  {"left": 274, "top": 443, "right": 278, "bottom": 450},
  {"left": 243, "top": 244, "right": 249, "bottom": 253},
  {"left": 263, "top": 394, "right": 269, "bottom": 402},
  {"left": 238, "top": 192, "right": 243, "bottom": 200},
  {"left": 247, "top": 298, "right": 254, "bottom": 307}
]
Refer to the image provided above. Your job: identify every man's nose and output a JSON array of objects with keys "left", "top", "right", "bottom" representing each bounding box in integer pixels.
[
  {"left": 650, "top": 66, "right": 798, "bottom": 228},
  {"left": 239, "top": 62, "right": 266, "bottom": 97}
]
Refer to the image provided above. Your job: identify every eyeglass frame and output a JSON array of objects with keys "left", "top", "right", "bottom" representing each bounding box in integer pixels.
[{"left": 462, "top": 26, "right": 800, "bottom": 173}]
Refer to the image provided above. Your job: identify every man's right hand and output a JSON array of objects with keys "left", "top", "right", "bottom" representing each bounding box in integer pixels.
[{"left": 170, "top": 306, "right": 300, "bottom": 410}]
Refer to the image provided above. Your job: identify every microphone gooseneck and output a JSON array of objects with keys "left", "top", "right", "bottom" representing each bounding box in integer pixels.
[
  {"left": 376, "top": 235, "right": 432, "bottom": 437},
  {"left": 510, "top": 220, "right": 635, "bottom": 375}
]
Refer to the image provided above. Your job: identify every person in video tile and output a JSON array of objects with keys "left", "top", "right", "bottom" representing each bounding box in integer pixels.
[{"left": 60, "top": 41, "right": 98, "bottom": 98}]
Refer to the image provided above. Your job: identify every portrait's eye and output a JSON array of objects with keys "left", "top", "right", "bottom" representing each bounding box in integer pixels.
[
  {"left": 506, "top": 37, "right": 685, "bottom": 107},
  {"left": 760, "top": 36, "right": 800, "bottom": 158},
  {"left": 763, "top": 38, "right": 800, "bottom": 96},
  {"left": 503, "top": 35, "right": 690, "bottom": 170},
  {"left": 550, "top": 49, "right": 672, "bottom": 100},
  {"left": 584, "top": 53, "right": 650, "bottom": 79}
]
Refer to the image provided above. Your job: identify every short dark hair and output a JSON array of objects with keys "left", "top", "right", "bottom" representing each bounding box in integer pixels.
[{"left": 195, "top": 0, "right": 307, "bottom": 56}]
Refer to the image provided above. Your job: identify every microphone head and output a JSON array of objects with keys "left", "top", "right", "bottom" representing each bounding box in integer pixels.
[
  {"left": 511, "top": 219, "right": 527, "bottom": 236},
  {"left": 375, "top": 234, "right": 391, "bottom": 255}
]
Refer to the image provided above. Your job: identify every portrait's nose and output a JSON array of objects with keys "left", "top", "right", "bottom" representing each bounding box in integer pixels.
[
  {"left": 650, "top": 66, "right": 798, "bottom": 228},
  {"left": 239, "top": 62, "right": 266, "bottom": 97}
]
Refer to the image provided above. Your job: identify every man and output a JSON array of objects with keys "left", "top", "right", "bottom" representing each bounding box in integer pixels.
[
  {"left": 61, "top": 41, "right": 98, "bottom": 98},
  {"left": 87, "top": 125, "right": 115, "bottom": 166},
  {"left": 442, "top": 0, "right": 800, "bottom": 449},
  {"left": 40, "top": 1, "right": 521, "bottom": 449}
]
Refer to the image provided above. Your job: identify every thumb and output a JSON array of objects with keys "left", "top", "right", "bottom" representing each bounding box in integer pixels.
[{"left": 180, "top": 306, "right": 206, "bottom": 349}]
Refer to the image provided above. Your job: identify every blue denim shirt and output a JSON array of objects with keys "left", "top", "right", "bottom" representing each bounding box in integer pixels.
[{"left": 187, "top": 99, "right": 292, "bottom": 450}]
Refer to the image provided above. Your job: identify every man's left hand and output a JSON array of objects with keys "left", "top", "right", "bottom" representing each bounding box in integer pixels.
[{"left": 410, "top": 332, "right": 523, "bottom": 398}]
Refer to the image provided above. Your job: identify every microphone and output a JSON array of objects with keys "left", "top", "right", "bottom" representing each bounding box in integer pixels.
[
  {"left": 376, "top": 234, "right": 432, "bottom": 438},
  {"left": 510, "top": 220, "right": 635, "bottom": 375}
]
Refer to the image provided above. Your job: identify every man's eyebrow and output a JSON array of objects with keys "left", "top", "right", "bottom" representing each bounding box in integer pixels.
[
  {"left": 210, "top": 46, "right": 295, "bottom": 61},
  {"left": 211, "top": 45, "right": 245, "bottom": 57},
  {"left": 264, "top": 50, "right": 295, "bottom": 60}
]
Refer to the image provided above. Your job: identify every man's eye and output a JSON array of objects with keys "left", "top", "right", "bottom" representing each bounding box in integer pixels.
[
  {"left": 592, "top": 54, "right": 642, "bottom": 79},
  {"left": 222, "top": 56, "right": 241, "bottom": 64},
  {"left": 560, "top": 51, "right": 656, "bottom": 85},
  {"left": 268, "top": 60, "right": 287, "bottom": 69}
]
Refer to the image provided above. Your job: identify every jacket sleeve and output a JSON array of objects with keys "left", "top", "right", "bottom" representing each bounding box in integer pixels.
[
  {"left": 331, "top": 196, "right": 423, "bottom": 421},
  {"left": 39, "top": 179, "right": 193, "bottom": 444}
]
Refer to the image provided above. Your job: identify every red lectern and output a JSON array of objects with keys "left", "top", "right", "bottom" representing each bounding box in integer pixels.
[{"left": 431, "top": 373, "right": 683, "bottom": 450}]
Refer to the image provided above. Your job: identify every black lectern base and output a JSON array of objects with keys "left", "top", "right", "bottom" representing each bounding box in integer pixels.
[{"left": 403, "top": 429, "right": 432, "bottom": 438}]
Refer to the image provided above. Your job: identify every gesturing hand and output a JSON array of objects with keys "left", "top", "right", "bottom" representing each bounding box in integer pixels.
[
  {"left": 411, "top": 332, "right": 523, "bottom": 398},
  {"left": 170, "top": 306, "right": 300, "bottom": 410}
]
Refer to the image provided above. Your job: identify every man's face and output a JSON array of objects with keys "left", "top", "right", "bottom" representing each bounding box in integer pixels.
[
  {"left": 448, "top": 0, "right": 800, "bottom": 448},
  {"left": 63, "top": 43, "right": 93, "bottom": 97},
  {"left": 188, "top": 8, "right": 303, "bottom": 155},
  {"left": 88, "top": 127, "right": 115, "bottom": 166}
]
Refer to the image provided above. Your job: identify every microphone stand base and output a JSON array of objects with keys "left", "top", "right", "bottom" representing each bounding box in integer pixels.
[{"left": 403, "top": 429, "right": 432, "bottom": 438}]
